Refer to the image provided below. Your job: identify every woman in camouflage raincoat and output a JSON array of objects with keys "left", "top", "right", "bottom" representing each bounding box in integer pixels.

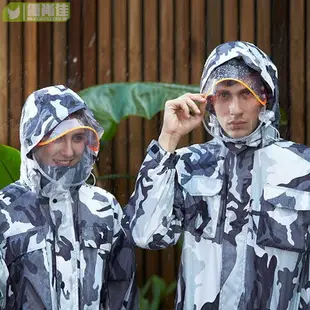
[
  {"left": 0, "top": 86, "right": 137, "bottom": 309},
  {"left": 124, "top": 41, "right": 310, "bottom": 309}
]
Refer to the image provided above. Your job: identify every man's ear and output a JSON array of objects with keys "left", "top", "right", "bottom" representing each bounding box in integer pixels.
[{"left": 206, "top": 99, "right": 216, "bottom": 116}]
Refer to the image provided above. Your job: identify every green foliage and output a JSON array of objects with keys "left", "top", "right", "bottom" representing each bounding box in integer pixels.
[
  {"left": 0, "top": 144, "right": 21, "bottom": 190},
  {"left": 139, "top": 275, "right": 177, "bottom": 310},
  {"left": 280, "top": 107, "right": 288, "bottom": 126},
  {"left": 79, "top": 82, "right": 200, "bottom": 140}
]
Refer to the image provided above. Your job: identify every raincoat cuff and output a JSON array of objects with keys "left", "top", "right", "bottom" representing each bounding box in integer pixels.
[{"left": 147, "top": 140, "right": 179, "bottom": 167}]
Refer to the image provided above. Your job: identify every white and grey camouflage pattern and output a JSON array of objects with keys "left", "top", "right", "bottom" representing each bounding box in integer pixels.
[
  {"left": 124, "top": 42, "right": 310, "bottom": 309},
  {"left": 0, "top": 252, "right": 8, "bottom": 309},
  {"left": 0, "top": 85, "right": 138, "bottom": 309}
]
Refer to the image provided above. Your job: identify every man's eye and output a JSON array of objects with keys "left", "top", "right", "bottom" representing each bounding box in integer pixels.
[
  {"left": 216, "top": 92, "right": 230, "bottom": 101},
  {"left": 242, "top": 89, "right": 253, "bottom": 97}
]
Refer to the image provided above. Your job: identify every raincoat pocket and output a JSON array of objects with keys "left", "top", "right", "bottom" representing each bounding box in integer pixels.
[
  {"left": 183, "top": 176, "right": 223, "bottom": 239},
  {"left": 5, "top": 229, "right": 46, "bottom": 266},
  {"left": 80, "top": 225, "right": 113, "bottom": 262},
  {"left": 79, "top": 226, "right": 113, "bottom": 292},
  {"left": 5, "top": 229, "right": 48, "bottom": 304},
  {"left": 256, "top": 184, "right": 310, "bottom": 252}
]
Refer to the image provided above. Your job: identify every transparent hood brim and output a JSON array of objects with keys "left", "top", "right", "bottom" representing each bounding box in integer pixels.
[
  {"left": 205, "top": 78, "right": 267, "bottom": 106},
  {"left": 202, "top": 58, "right": 267, "bottom": 106},
  {"left": 37, "top": 118, "right": 100, "bottom": 152}
]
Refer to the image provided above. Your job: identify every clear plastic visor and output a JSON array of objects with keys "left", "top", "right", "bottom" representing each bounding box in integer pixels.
[
  {"left": 37, "top": 118, "right": 100, "bottom": 152},
  {"left": 205, "top": 77, "right": 267, "bottom": 107}
]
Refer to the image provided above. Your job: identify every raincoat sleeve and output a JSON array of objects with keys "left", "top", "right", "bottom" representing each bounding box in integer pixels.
[
  {"left": 0, "top": 251, "right": 8, "bottom": 310},
  {"left": 299, "top": 255, "right": 310, "bottom": 308},
  {"left": 123, "top": 140, "right": 184, "bottom": 249},
  {"left": 103, "top": 198, "right": 138, "bottom": 310}
]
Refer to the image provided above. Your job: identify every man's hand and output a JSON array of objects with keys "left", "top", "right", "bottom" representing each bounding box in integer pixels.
[{"left": 158, "top": 93, "right": 206, "bottom": 152}]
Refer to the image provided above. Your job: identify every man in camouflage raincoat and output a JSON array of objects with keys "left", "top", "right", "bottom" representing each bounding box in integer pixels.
[
  {"left": 124, "top": 41, "right": 310, "bottom": 309},
  {"left": 0, "top": 85, "right": 138, "bottom": 309}
]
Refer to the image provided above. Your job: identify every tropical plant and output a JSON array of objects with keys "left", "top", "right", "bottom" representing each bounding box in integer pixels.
[
  {"left": 139, "top": 275, "right": 176, "bottom": 310},
  {"left": 79, "top": 82, "right": 202, "bottom": 181},
  {"left": 79, "top": 82, "right": 201, "bottom": 141},
  {"left": 0, "top": 144, "right": 21, "bottom": 189}
]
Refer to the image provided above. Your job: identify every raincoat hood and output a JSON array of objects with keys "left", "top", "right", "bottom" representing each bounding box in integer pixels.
[
  {"left": 19, "top": 85, "right": 104, "bottom": 195},
  {"left": 200, "top": 41, "right": 280, "bottom": 146}
]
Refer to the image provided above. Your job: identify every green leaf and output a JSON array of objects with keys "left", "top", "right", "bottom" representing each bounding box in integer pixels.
[
  {"left": 79, "top": 82, "right": 200, "bottom": 141},
  {"left": 139, "top": 277, "right": 153, "bottom": 298},
  {"left": 165, "top": 280, "right": 177, "bottom": 296},
  {"left": 139, "top": 298, "right": 150, "bottom": 310},
  {"left": 177, "top": 232, "right": 184, "bottom": 250},
  {"left": 280, "top": 107, "right": 288, "bottom": 127},
  {"left": 150, "top": 276, "right": 166, "bottom": 310},
  {"left": 138, "top": 275, "right": 177, "bottom": 310},
  {"left": 0, "top": 144, "right": 21, "bottom": 189}
]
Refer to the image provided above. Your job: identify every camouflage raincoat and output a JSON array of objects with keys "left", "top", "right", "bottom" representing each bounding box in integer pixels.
[
  {"left": 124, "top": 42, "right": 310, "bottom": 309},
  {"left": 0, "top": 86, "right": 137, "bottom": 309}
]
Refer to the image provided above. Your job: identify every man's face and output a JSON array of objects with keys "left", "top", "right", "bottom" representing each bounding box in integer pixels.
[
  {"left": 211, "top": 81, "right": 262, "bottom": 138},
  {"left": 35, "top": 129, "right": 87, "bottom": 167}
]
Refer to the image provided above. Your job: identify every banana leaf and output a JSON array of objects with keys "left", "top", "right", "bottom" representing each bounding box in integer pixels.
[
  {"left": 139, "top": 275, "right": 176, "bottom": 310},
  {"left": 0, "top": 144, "right": 21, "bottom": 190},
  {"left": 79, "top": 82, "right": 200, "bottom": 140}
]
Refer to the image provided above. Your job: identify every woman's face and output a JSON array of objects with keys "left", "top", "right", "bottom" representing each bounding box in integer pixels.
[{"left": 35, "top": 129, "right": 87, "bottom": 167}]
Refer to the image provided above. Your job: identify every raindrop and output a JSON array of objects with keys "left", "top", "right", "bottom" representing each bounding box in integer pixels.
[{"left": 88, "top": 34, "right": 96, "bottom": 48}]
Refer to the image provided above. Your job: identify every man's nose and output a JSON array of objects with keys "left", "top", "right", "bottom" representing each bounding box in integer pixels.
[{"left": 229, "top": 97, "right": 243, "bottom": 115}]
